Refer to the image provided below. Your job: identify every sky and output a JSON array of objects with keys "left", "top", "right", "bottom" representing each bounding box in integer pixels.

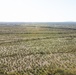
[{"left": 0, "top": 0, "right": 76, "bottom": 22}]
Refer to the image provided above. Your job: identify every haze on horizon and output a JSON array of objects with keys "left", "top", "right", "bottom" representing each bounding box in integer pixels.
[{"left": 0, "top": 0, "right": 76, "bottom": 22}]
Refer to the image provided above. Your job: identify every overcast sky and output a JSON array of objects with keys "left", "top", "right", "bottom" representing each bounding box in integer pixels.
[{"left": 0, "top": 0, "right": 76, "bottom": 22}]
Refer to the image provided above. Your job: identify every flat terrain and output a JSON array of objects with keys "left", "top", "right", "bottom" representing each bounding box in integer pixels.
[{"left": 0, "top": 25, "right": 76, "bottom": 75}]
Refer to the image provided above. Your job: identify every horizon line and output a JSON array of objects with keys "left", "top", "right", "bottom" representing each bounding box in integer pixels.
[{"left": 0, "top": 21, "right": 76, "bottom": 23}]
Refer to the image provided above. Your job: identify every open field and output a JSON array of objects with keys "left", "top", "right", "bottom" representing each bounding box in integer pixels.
[{"left": 0, "top": 25, "right": 76, "bottom": 75}]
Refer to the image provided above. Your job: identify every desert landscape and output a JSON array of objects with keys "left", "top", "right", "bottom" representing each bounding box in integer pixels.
[{"left": 0, "top": 23, "right": 76, "bottom": 75}]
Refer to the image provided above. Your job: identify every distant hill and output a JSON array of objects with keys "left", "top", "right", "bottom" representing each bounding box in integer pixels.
[
  {"left": 0, "top": 22, "right": 76, "bottom": 28},
  {"left": 0, "top": 22, "right": 26, "bottom": 26}
]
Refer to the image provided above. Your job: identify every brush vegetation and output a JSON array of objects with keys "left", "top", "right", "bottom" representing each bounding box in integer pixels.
[{"left": 0, "top": 25, "right": 76, "bottom": 75}]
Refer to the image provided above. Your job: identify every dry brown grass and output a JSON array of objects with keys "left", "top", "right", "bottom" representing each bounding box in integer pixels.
[{"left": 0, "top": 25, "right": 76, "bottom": 75}]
